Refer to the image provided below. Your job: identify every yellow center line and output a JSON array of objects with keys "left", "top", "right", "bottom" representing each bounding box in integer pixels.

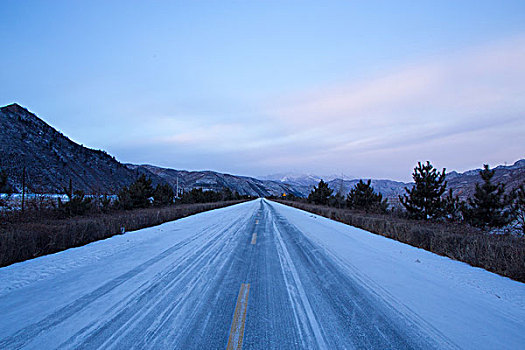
[
  {"left": 227, "top": 283, "right": 250, "bottom": 350},
  {"left": 251, "top": 233, "right": 257, "bottom": 245}
]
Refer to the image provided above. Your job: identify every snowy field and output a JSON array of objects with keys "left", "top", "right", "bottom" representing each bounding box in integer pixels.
[{"left": 0, "top": 199, "right": 523, "bottom": 349}]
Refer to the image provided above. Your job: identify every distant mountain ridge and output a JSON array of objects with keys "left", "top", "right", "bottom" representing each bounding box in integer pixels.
[
  {"left": 445, "top": 160, "right": 525, "bottom": 200},
  {"left": 268, "top": 161, "right": 524, "bottom": 200},
  {"left": 126, "top": 164, "right": 303, "bottom": 197},
  {"left": 1, "top": 103, "right": 523, "bottom": 199},
  {"left": 261, "top": 173, "right": 356, "bottom": 190}
]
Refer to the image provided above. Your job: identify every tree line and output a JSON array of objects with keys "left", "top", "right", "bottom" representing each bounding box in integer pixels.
[
  {"left": 301, "top": 162, "right": 524, "bottom": 234},
  {"left": 0, "top": 171, "right": 251, "bottom": 217}
]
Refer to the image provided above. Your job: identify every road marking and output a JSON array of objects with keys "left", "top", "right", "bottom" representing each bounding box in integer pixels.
[
  {"left": 251, "top": 233, "right": 257, "bottom": 245},
  {"left": 227, "top": 283, "right": 250, "bottom": 350}
]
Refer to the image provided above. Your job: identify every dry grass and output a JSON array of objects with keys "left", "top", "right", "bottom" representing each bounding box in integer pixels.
[
  {"left": 275, "top": 200, "right": 525, "bottom": 282},
  {"left": 0, "top": 201, "right": 245, "bottom": 267}
]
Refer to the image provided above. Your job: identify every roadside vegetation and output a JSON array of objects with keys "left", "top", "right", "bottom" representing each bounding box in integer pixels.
[
  {"left": 271, "top": 161, "right": 525, "bottom": 282},
  {"left": 0, "top": 173, "right": 253, "bottom": 267}
]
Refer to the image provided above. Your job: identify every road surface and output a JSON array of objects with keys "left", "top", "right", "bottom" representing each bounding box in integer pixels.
[{"left": 0, "top": 199, "right": 524, "bottom": 349}]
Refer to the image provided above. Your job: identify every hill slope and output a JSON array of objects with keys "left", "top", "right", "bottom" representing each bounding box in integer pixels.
[
  {"left": 0, "top": 104, "right": 162, "bottom": 194},
  {"left": 446, "top": 160, "right": 525, "bottom": 199}
]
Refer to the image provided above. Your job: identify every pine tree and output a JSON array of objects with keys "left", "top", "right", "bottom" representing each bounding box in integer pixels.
[
  {"left": 153, "top": 183, "right": 175, "bottom": 206},
  {"left": 221, "top": 187, "right": 234, "bottom": 201},
  {"left": 442, "top": 188, "right": 461, "bottom": 221},
  {"left": 308, "top": 180, "right": 333, "bottom": 205},
  {"left": 329, "top": 192, "right": 346, "bottom": 208},
  {"left": 0, "top": 168, "right": 12, "bottom": 207},
  {"left": 180, "top": 188, "right": 203, "bottom": 204},
  {"left": 118, "top": 175, "right": 154, "bottom": 209},
  {"left": 59, "top": 179, "right": 92, "bottom": 216},
  {"left": 232, "top": 190, "right": 241, "bottom": 200},
  {"left": 463, "top": 165, "right": 511, "bottom": 228},
  {"left": 400, "top": 161, "right": 447, "bottom": 220},
  {"left": 511, "top": 184, "right": 525, "bottom": 235},
  {"left": 99, "top": 194, "right": 112, "bottom": 213},
  {"left": 179, "top": 187, "right": 224, "bottom": 204},
  {"left": 0, "top": 169, "right": 11, "bottom": 193},
  {"left": 346, "top": 179, "right": 388, "bottom": 212},
  {"left": 117, "top": 186, "right": 133, "bottom": 210},
  {"left": 66, "top": 190, "right": 92, "bottom": 216}
]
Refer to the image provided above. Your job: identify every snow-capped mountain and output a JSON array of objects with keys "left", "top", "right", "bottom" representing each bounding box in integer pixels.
[{"left": 261, "top": 173, "right": 323, "bottom": 187}]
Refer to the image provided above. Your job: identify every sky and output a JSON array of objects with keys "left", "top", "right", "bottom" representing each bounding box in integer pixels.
[{"left": 1, "top": 1, "right": 524, "bottom": 181}]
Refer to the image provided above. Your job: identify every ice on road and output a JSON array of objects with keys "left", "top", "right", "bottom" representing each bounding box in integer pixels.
[{"left": 0, "top": 199, "right": 524, "bottom": 349}]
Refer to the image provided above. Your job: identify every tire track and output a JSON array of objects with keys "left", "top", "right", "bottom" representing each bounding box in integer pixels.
[
  {"left": 57, "top": 214, "right": 253, "bottom": 349},
  {"left": 266, "top": 200, "right": 439, "bottom": 349},
  {"left": 0, "top": 210, "right": 247, "bottom": 349}
]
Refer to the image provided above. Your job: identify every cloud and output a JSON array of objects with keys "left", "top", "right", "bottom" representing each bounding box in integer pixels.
[
  {"left": 260, "top": 35, "right": 525, "bottom": 177},
  {"left": 110, "top": 35, "right": 525, "bottom": 179},
  {"left": 275, "top": 35, "right": 525, "bottom": 118}
]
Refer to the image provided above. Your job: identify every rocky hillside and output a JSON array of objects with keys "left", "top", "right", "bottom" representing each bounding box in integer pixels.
[
  {"left": 327, "top": 178, "right": 409, "bottom": 199},
  {"left": 127, "top": 164, "right": 303, "bottom": 197},
  {"left": 446, "top": 160, "right": 525, "bottom": 200},
  {"left": 0, "top": 104, "right": 163, "bottom": 194}
]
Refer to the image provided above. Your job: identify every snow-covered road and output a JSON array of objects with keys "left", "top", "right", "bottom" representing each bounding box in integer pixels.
[{"left": 0, "top": 199, "right": 523, "bottom": 349}]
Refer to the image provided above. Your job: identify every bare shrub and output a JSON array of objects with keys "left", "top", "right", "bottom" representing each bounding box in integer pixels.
[{"left": 0, "top": 201, "right": 245, "bottom": 267}]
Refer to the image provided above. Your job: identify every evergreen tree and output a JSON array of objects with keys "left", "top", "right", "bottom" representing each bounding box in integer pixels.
[
  {"left": 0, "top": 169, "right": 11, "bottom": 193},
  {"left": 308, "top": 180, "right": 333, "bottom": 205},
  {"left": 232, "top": 190, "right": 241, "bottom": 200},
  {"left": 0, "top": 168, "right": 12, "bottom": 207},
  {"left": 179, "top": 188, "right": 224, "bottom": 204},
  {"left": 118, "top": 175, "right": 154, "bottom": 209},
  {"left": 400, "top": 161, "right": 447, "bottom": 220},
  {"left": 153, "top": 183, "right": 175, "bottom": 206},
  {"left": 65, "top": 190, "right": 92, "bottom": 216},
  {"left": 117, "top": 186, "right": 133, "bottom": 210},
  {"left": 99, "top": 194, "right": 112, "bottom": 213},
  {"left": 462, "top": 165, "right": 511, "bottom": 228},
  {"left": 221, "top": 187, "right": 234, "bottom": 201},
  {"left": 442, "top": 188, "right": 462, "bottom": 222},
  {"left": 347, "top": 179, "right": 388, "bottom": 212},
  {"left": 59, "top": 179, "right": 92, "bottom": 216},
  {"left": 329, "top": 192, "right": 346, "bottom": 208},
  {"left": 511, "top": 184, "right": 525, "bottom": 235},
  {"left": 180, "top": 188, "right": 203, "bottom": 204}
]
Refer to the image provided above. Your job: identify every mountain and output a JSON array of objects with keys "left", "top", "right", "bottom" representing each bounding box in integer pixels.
[
  {"left": 1, "top": 103, "right": 523, "bottom": 199},
  {"left": 259, "top": 173, "right": 322, "bottom": 196},
  {"left": 261, "top": 172, "right": 356, "bottom": 187},
  {"left": 265, "top": 161, "right": 525, "bottom": 201},
  {"left": 327, "top": 178, "right": 409, "bottom": 199},
  {"left": 0, "top": 104, "right": 302, "bottom": 197},
  {"left": 127, "top": 164, "right": 303, "bottom": 197},
  {"left": 261, "top": 173, "right": 322, "bottom": 187},
  {"left": 445, "top": 160, "right": 525, "bottom": 200},
  {"left": 0, "top": 103, "right": 165, "bottom": 194}
]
